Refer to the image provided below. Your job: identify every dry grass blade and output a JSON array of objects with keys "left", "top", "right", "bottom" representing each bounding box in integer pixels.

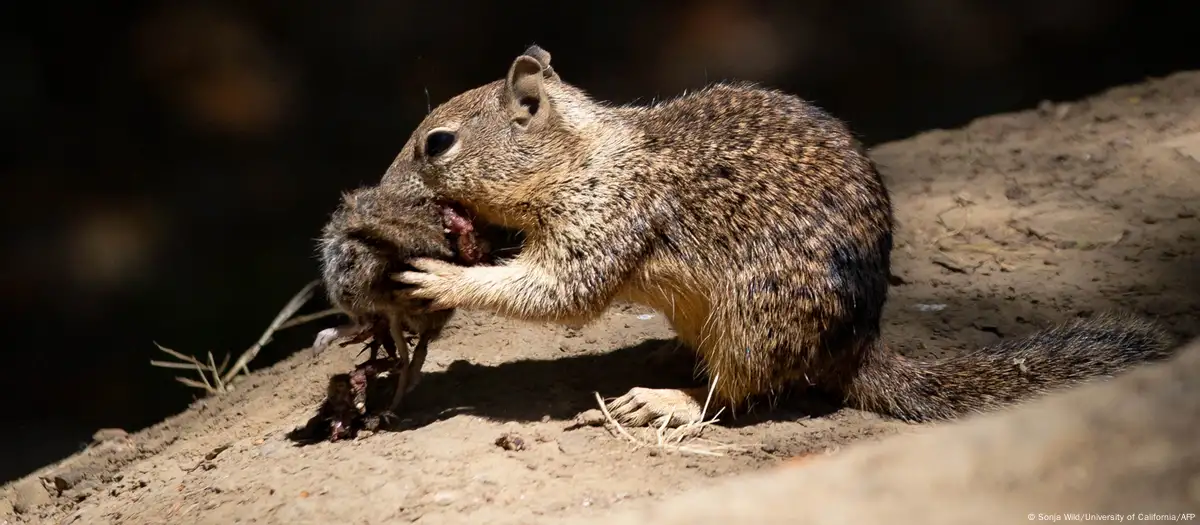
[
  {"left": 593, "top": 392, "right": 646, "bottom": 449},
  {"left": 175, "top": 376, "right": 217, "bottom": 392},
  {"left": 192, "top": 360, "right": 215, "bottom": 391},
  {"left": 152, "top": 342, "right": 203, "bottom": 364},
  {"left": 277, "top": 308, "right": 342, "bottom": 330},
  {"left": 147, "top": 360, "right": 204, "bottom": 371},
  {"left": 222, "top": 279, "right": 323, "bottom": 384},
  {"left": 207, "top": 351, "right": 224, "bottom": 391},
  {"left": 591, "top": 374, "right": 746, "bottom": 457},
  {"left": 217, "top": 352, "right": 231, "bottom": 376},
  {"left": 150, "top": 279, "right": 343, "bottom": 396},
  {"left": 150, "top": 342, "right": 223, "bottom": 395},
  {"left": 929, "top": 202, "right": 971, "bottom": 248}
]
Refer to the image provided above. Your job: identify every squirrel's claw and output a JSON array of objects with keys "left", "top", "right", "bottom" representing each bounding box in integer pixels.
[
  {"left": 392, "top": 257, "right": 467, "bottom": 310},
  {"left": 393, "top": 258, "right": 463, "bottom": 286},
  {"left": 604, "top": 387, "right": 709, "bottom": 428},
  {"left": 393, "top": 270, "right": 437, "bottom": 288},
  {"left": 408, "top": 257, "right": 466, "bottom": 276}
]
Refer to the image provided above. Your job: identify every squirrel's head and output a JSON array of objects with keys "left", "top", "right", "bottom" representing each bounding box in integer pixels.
[{"left": 381, "top": 46, "right": 600, "bottom": 229}]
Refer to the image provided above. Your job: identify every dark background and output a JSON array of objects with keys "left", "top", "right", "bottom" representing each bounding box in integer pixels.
[{"left": 1, "top": 0, "right": 1196, "bottom": 483}]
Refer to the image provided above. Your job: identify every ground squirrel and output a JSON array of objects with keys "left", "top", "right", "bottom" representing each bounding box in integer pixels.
[{"left": 367, "top": 46, "right": 1178, "bottom": 427}]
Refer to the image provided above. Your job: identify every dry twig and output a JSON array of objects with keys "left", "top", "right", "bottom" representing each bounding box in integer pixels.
[{"left": 150, "top": 279, "right": 343, "bottom": 395}]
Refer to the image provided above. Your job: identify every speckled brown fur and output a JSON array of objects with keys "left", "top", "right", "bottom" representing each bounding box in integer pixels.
[
  {"left": 318, "top": 184, "right": 455, "bottom": 395},
  {"left": 377, "top": 46, "right": 1177, "bottom": 426}
]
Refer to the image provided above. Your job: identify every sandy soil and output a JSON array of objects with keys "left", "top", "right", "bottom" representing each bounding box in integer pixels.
[{"left": 3, "top": 71, "right": 1199, "bottom": 525}]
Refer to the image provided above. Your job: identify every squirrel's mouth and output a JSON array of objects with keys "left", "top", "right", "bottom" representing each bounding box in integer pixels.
[
  {"left": 439, "top": 201, "right": 486, "bottom": 265},
  {"left": 437, "top": 200, "right": 526, "bottom": 265},
  {"left": 439, "top": 201, "right": 476, "bottom": 236}
]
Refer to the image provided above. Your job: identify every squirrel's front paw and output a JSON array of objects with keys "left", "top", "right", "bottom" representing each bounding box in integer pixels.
[{"left": 393, "top": 258, "right": 466, "bottom": 310}]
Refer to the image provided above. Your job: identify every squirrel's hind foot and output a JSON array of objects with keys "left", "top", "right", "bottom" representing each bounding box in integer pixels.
[{"left": 605, "top": 387, "right": 710, "bottom": 428}]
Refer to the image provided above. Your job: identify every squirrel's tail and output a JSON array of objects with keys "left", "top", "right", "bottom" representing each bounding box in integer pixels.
[{"left": 845, "top": 311, "right": 1178, "bottom": 422}]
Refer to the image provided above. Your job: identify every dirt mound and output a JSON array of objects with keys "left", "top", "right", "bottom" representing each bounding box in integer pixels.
[
  {"left": 4, "top": 71, "right": 1199, "bottom": 525},
  {"left": 573, "top": 337, "right": 1200, "bottom": 525}
]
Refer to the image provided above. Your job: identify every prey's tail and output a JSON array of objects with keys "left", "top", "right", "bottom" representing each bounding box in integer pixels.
[{"left": 846, "top": 311, "right": 1178, "bottom": 422}]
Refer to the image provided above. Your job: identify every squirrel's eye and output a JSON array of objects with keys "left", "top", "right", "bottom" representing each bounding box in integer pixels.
[{"left": 424, "top": 130, "right": 457, "bottom": 158}]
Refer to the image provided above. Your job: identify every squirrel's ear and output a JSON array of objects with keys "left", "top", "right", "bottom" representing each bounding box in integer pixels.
[
  {"left": 505, "top": 50, "right": 555, "bottom": 129},
  {"left": 521, "top": 45, "right": 560, "bottom": 82}
]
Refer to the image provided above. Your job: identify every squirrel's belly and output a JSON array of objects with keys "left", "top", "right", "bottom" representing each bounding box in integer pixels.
[{"left": 617, "top": 269, "right": 713, "bottom": 349}]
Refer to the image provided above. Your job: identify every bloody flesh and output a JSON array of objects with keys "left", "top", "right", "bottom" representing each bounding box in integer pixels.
[
  {"left": 285, "top": 357, "right": 406, "bottom": 444},
  {"left": 441, "top": 203, "right": 485, "bottom": 265}
]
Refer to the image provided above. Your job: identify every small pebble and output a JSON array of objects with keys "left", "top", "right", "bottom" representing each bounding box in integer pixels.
[
  {"left": 51, "top": 469, "right": 86, "bottom": 491},
  {"left": 63, "top": 481, "right": 99, "bottom": 502},
  {"left": 495, "top": 433, "right": 526, "bottom": 452},
  {"left": 92, "top": 428, "right": 128, "bottom": 443}
]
